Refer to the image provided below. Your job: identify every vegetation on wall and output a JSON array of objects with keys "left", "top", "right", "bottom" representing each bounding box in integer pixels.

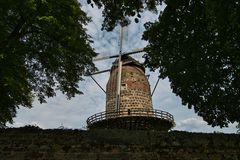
[{"left": 237, "top": 124, "right": 240, "bottom": 134}]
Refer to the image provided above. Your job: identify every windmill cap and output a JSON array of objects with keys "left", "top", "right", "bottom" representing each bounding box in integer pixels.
[{"left": 112, "top": 55, "right": 145, "bottom": 72}]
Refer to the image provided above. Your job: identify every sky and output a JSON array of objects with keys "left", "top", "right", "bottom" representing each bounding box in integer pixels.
[{"left": 8, "top": 1, "right": 237, "bottom": 133}]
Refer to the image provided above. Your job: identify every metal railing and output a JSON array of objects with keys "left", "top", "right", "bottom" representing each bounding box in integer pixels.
[{"left": 87, "top": 108, "right": 174, "bottom": 127}]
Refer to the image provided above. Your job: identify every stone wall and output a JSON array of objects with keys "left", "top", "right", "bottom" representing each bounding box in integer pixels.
[{"left": 0, "top": 128, "right": 240, "bottom": 160}]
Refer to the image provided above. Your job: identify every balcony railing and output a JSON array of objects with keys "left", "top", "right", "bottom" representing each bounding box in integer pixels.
[{"left": 87, "top": 108, "right": 174, "bottom": 127}]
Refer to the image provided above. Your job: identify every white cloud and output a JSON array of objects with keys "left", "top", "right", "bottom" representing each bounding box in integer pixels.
[{"left": 176, "top": 117, "right": 207, "bottom": 131}]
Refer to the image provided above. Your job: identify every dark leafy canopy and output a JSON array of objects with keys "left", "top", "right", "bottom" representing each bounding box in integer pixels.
[
  {"left": 143, "top": 0, "right": 240, "bottom": 127},
  {"left": 88, "top": 0, "right": 164, "bottom": 31},
  {"left": 0, "top": 0, "right": 96, "bottom": 126}
]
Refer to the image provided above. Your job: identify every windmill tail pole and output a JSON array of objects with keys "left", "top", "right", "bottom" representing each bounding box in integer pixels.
[
  {"left": 151, "top": 76, "right": 161, "bottom": 97},
  {"left": 90, "top": 75, "right": 106, "bottom": 94}
]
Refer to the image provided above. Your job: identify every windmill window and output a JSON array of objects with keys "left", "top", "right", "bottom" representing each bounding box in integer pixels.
[
  {"left": 121, "top": 83, "right": 127, "bottom": 90},
  {"left": 128, "top": 109, "right": 131, "bottom": 115}
]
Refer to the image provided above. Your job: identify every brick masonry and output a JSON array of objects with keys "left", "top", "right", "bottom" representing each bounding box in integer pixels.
[{"left": 106, "top": 57, "right": 153, "bottom": 114}]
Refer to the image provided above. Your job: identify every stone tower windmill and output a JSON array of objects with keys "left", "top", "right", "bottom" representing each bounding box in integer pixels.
[
  {"left": 106, "top": 55, "right": 152, "bottom": 114},
  {"left": 86, "top": 28, "right": 174, "bottom": 131}
]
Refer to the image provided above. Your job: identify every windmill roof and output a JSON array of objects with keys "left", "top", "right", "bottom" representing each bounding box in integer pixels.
[{"left": 112, "top": 55, "right": 145, "bottom": 72}]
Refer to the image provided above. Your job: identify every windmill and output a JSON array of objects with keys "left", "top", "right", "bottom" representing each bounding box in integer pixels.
[{"left": 86, "top": 26, "right": 174, "bottom": 131}]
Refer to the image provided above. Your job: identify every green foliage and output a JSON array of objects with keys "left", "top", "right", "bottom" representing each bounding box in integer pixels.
[
  {"left": 0, "top": 0, "right": 96, "bottom": 126},
  {"left": 19, "top": 125, "right": 41, "bottom": 131},
  {"left": 143, "top": 0, "right": 240, "bottom": 127},
  {"left": 88, "top": 0, "right": 164, "bottom": 31}
]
